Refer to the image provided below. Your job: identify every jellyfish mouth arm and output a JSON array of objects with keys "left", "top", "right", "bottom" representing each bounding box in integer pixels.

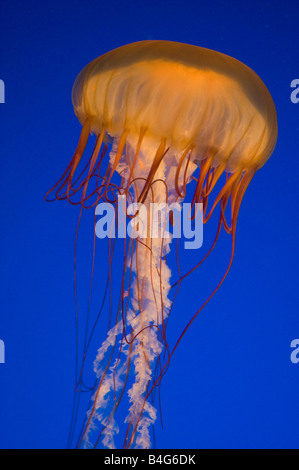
[
  {"left": 120, "top": 137, "right": 179, "bottom": 448},
  {"left": 81, "top": 136, "right": 182, "bottom": 449}
]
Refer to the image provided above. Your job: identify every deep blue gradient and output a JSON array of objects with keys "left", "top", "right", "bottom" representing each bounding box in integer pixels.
[{"left": 0, "top": 0, "right": 298, "bottom": 449}]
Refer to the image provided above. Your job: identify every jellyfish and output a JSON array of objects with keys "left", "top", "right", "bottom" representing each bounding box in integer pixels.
[{"left": 46, "top": 41, "right": 277, "bottom": 449}]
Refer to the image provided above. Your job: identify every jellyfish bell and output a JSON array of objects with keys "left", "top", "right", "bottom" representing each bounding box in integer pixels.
[
  {"left": 72, "top": 41, "right": 277, "bottom": 171},
  {"left": 46, "top": 41, "right": 277, "bottom": 449}
]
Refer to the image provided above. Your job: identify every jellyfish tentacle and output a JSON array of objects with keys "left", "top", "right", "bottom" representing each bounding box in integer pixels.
[
  {"left": 174, "top": 145, "right": 193, "bottom": 197},
  {"left": 81, "top": 128, "right": 105, "bottom": 204},
  {"left": 137, "top": 138, "right": 168, "bottom": 204},
  {"left": 45, "top": 118, "right": 91, "bottom": 202}
]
